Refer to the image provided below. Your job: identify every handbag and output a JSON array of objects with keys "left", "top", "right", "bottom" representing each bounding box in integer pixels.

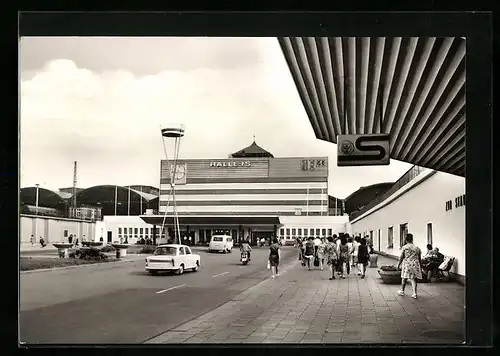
[
  {"left": 313, "top": 256, "right": 319, "bottom": 267},
  {"left": 267, "top": 260, "right": 271, "bottom": 269}
]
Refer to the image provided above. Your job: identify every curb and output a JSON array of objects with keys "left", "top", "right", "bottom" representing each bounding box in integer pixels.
[{"left": 20, "top": 257, "right": 144, "bottom": 275}]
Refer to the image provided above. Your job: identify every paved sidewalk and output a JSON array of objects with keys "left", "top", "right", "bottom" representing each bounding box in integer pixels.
[{"left": 145, "top": 255, "right": 464, "bottom": 344}]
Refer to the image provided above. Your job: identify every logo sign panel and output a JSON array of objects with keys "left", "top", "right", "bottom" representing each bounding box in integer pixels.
[
  {"left": 294, "top": 208, "right": 302, "bottom": 216},
  {"left": 209, "top": 161, "right": 251, "bottom": 168},
  {"left": 169, "top": 163, "right": 187, "bottom": 185},
  {"left": 337, "top": 134, "right": 390, "bottom": 166}
]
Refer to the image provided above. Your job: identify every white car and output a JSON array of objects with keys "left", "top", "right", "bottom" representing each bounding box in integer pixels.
[
  {"left": 145, "top": 244, "right": 200, "bottom": 275},
  {"left": 208, "top": 235, "right": 234, "bottom": 253}
]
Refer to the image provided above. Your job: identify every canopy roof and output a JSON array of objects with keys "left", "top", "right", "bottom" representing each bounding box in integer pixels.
[{"left": 278, "top": 37, "right": 465, "bottom": 177}]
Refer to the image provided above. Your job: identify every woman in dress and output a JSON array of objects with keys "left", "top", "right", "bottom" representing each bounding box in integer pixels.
[
  {"left": 317, "top": 237, "right": 327, "bottom": 271},
  {"left": 357, "top": 237, "right": 370, "bottom": 279},
  {"left": 304, "top": 237, "right": 315, "bottom": 270},
  {"left": 269, "top": 237, "right": 281, "bottom": 279},
  {"left": 338, "top": 235, "right": 350, "bottom": 278},
  {"left": 324, "top": 236, "right": 338, "bottom": 280},
  {"left": 397, "top": 233, "right": 423, "bottom": 299}
]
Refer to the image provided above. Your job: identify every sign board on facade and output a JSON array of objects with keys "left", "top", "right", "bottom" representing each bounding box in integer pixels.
[
  {"left": 209, "top": 161, "right": 251, "bottom": 168},
  {"left": 301, "top": 159, "right": 326, "bottom": 171},
  {"left": 337, "top": 134, "right": 390, "bottom": 166},
  {"left": 294, "top": 208, "right": 302, "bottom": 216},
  {"left": 169, "top": 163, "right": 187, "bottom": 185}
]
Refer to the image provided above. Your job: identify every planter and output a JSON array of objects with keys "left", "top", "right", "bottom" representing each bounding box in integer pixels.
[
  {"left": 378, "top": 269, "right": 402, "bottom": 284},
  {"left": 111, "top": 243, "right": 131, "bottom": 259},
  {"left": 53, "top": 243, "right": 74, "bottom": 259},
  {"left": 369, "top": 254, "right": 379, "bottom": 268}
]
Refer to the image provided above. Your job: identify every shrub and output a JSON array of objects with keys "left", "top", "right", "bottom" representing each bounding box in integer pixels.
[
  {"left": 72, "top": 247, "right": 108, "bottom": 261},
  {"left": 380, "top": 265, "right": 398, "bottom": 272},
  {"left": 139, "top": 245, "right": 156, "bottom": 254},
  {"left": 100, "top": 245, "right": 116, "bottom": 253}
]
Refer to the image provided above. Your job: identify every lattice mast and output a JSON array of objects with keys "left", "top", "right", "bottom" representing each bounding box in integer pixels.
[
  {"left": 159, "top": 124, "right": 185, "bottom": 245},
  {"left": 72, "top": 161, "right": 77, "bottom": 209}
]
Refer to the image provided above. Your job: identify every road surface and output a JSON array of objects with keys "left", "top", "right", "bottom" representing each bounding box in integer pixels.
[{"left": 20, "top": 247, "right": 296, "bottom": 344}]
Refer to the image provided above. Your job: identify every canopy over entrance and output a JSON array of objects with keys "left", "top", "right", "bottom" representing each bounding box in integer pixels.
[
  {"left": 278, "top": 37, "right": 465, "bottom": 177},
  {"left": 140, "top": 215, "right": 282, "bottom": 226}
]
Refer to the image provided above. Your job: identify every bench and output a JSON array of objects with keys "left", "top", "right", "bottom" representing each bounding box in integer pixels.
[{"left": 426, "top": 256, "right": 455, "bottom": 282}]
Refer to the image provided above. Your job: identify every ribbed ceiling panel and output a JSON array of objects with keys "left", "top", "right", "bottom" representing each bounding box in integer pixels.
[{"left": 278, "top": 37, "right": 465, "bottom": 177}]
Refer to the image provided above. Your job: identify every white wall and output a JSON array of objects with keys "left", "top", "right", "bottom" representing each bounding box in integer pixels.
[
  {"left": 350, "top": 170, "right": 465, "bottom": 277},
  {"left": 20, "top": 215, "right": 96, "bottom": 247}
]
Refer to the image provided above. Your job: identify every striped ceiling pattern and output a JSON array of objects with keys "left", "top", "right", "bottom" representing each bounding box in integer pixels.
[{"left": 278, "top": 37, "right": 465, "bottom": 177}]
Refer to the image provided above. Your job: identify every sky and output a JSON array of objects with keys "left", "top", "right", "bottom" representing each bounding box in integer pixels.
[{"left": 19, "top": 37, "right": 413, "bottom": 199}]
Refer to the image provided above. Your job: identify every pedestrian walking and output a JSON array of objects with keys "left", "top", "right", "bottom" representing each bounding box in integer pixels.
[
  {"left": 68, "top": 234, "right": 73, "bottom": 245},
  {"left": 30, "top": 234, "right": 35, "bottom": 246},
  {"left": 304, "top": 237, "right": 315, "bottom": 270},
  {"left": 353, "top": 236, "right": 361, "bottom": 275},
  {"left": 317, "top": 237, "right": 326, "bottom": 271},
  {"left": 324, "top": 236, "right": 338, "bottom": 280},
  {"left": 269, "top": 237, "right": 281, "bottom": 279},
  {"left": 338, "top": 235, "right": 350, "bottom": 278},
  {"left": 397, "top": 233, "right": 423, "bottom": 299},
  {"left": 357, "top": 237, "right": 370, "bottom": 278},
  {"left": 39, "top": 236, "right": 46, "bottom": 248}
]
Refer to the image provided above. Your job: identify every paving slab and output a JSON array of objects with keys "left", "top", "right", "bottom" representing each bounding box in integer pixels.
[{"left": 146, "top": 254, "right": 464, "bottom": 344}]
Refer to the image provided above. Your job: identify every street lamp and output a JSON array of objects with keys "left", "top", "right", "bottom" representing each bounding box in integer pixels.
[{"left": 35, "top": 184, "right": 40, "bottom": 216}]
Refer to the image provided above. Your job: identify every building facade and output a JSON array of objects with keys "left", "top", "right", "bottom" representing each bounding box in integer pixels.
[
  {"left": 20, "top": 214, "right": 96, "bottom": 248},
  {"left": 347, "top": 168, "right": 465, "bottom": 282}
]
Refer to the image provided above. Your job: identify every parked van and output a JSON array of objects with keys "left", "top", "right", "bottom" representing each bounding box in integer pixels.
[{"left": 209, "top": 235, "right": 234, "bottom": 253}]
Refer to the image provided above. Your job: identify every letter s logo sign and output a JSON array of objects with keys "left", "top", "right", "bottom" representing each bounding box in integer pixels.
[
  {"left": 337, "top": 134, "right": 390, "bottom": 166},
  {"left": 355, "top": 136, "right": 387, "bottom": 160}
]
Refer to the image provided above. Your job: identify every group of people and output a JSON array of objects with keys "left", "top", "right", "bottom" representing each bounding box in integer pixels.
[
  {"left": 30, "top": 234, "right": 46, "bottom": 248},
  {"left": 396, "top": 234, "right": 444, "bottom": 299},
  {"left": 297, "top": 234, "right": 372, "bottom": 280}
]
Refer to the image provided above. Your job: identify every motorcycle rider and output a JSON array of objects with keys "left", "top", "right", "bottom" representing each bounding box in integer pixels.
[{"left": 240, "top": 238, "right": 252, "bottom": 261}]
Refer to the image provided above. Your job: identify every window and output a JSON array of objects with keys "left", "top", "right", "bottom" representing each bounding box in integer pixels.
[
  {"left": 315, "top": 229, "right": 320, "bottom": 236},
  {"left": 118, "top": 228, "right": 122, "bottom": 234},
  {"left": 179, "top": 247, "right": 185, "bottom": 255},
  {"left": 64, "top": 230, "right": 68, "bottom": 237},
  {"left": 463, "top": 194, "right": 466, "bottom": 205},
  {"left": 322, "top": 229, "right": 326, "bottom": 236},
  {"left": 185, "top": 247, "right": 191, "bottom": 255},
  {"left": 292, "top": 228, "right": 296, "bottom": 236},
  {"left": 280, "top": 228, "right": 284, "bottom": 236},
  {"left": 388, "top": 226, "right": 394, "bottom": 248},
  {"left": 134, "top": 228, "right": 138, "bottom": 235},
  {"left": 427, "top": 223, "right": 433, "bottom": 245},
  {"left": 298, "top": 229, "right": 302, "bottom": 236},
  {"left": 369, "top": 231, "right": 373, "bottom": 245},
  {"left": 399, "top": 223, "right": 408, "bottom": 248},
  {"left": 445, "top": 200, "right": 452, "bottom": 211},
  {"left": 140, "top": 228, "right": 143, "bottom": 234},
  {"left": 286, "top": 228, "right": 290, "bottom": 236},
  {"left": 328, "top": 228, "right": 332, "bottom": 236},
  {"left": 154, "top": 247, "right": 176, "bottom": 256},
  {"left": 144, "top": 227, "right": 149, "bottom": 235},
  {"left": 310, "top": 229, "right": 314, "bottom": 236}
]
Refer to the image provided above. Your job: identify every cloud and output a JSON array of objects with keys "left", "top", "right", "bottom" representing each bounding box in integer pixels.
[{"left": 20, "top": 37, "right": 413, "bottom": 197}]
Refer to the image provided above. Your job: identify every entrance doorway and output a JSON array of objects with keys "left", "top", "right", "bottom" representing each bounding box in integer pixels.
[
  {"left": 107, "top": 231, "right": 112, "bottom": 243},
  {"left": 251, "top": 231, "right": 274, "bottom": 245}
]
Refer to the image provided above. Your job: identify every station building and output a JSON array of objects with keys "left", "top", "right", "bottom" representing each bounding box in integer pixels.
[{"left": 139, "top": 141, "right": 348, "bottom": 245}]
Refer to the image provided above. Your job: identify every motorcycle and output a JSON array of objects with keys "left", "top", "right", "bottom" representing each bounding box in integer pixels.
[{"left": 240, "top": 251, "right": 249, "bottom": 265}]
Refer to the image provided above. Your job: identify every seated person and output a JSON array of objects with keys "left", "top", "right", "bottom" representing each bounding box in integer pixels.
[{"left": 422, "top": 246, "right": 445, "bottom": 280}]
